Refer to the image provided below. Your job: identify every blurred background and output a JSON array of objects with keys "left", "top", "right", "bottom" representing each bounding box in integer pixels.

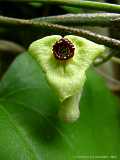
[{"left": 0, "top": 1, "right": 120, "bottom": 159}]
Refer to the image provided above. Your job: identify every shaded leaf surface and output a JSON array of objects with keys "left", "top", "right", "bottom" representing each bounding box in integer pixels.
[{"left": 0, "top": 53, "right": 119, "bottom": 160}]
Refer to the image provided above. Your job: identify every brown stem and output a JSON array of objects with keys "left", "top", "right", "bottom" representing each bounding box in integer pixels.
[{"left": 0, "top": 16, "right": 120, "bottom": 49}]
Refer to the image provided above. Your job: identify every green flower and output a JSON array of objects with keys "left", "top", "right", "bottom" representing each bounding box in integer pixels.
[{"left": 28, "top": 35, "right": 105, "bottom": 122}]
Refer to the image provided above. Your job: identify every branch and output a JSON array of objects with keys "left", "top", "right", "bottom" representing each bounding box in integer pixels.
[
  {"left": 0, "top": 16, "right": 120, "bottom": 49},
  {"left": 112, "top": 57, "right": 120, "bottom": 64},
  {"left": 93, "top": 50, "right": 119, "bottom": 66},
  {"left": 3, "top": 0, "right": 120, "bottom": 13},
  {"left": 0, "top": 40, "right": 25, "bottom": 55},
  {"left": 35, "top": 13, "right": 120, "bottom": 27}
]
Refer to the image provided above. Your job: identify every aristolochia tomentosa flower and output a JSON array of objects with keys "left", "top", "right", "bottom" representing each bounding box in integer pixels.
[{"left": 28, "top": 35, "right": 105, "bottom": 123}]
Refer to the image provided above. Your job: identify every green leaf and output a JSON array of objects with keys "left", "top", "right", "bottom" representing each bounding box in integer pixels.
[{"left": 0, "top": 53, "right": 119, "bottom": 160}]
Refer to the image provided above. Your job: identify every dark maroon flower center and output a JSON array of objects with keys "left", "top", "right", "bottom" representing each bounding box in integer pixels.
[{"left": 52, "top": 38, "right": 75, "bottom": 60}]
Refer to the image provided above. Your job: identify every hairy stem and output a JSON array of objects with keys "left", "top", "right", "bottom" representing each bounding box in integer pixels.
[
  {"left": 38, "top": 0, "right": 120, "bottom": 13},
  {"left": 93, "top": 50, "right": 119, "bottom": 66},
  {"left": 0, "top": 40, "right": 25, "bottom": 55},
  {"left": 35, "top": 13, "right": 120, "bottom": 27},
  {"left": 0, "top": 16, "right": 120, "bottom": 49},
  {"left": 3, "top": 0, "right": 120, "bottom": 13},
  {"left": 112, "top": 57, "right": 120, "bottom": 64}
]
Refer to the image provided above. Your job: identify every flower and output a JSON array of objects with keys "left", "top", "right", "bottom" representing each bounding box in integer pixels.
[{"left": 28, "top": 35, "right": 105, "bottom": 122}]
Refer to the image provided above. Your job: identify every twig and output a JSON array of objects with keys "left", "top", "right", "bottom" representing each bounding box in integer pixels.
[
  {"left": 3, "top": 0, "right": 120, "bottom": 13},
  {"left": 0, "top": 16, "right": 120, "bottom": 49},
  {"left": 112, "top": 57, "right": 120, "bottom": 64},
  {"left": 0, "top": 40, "right": 25, "bottom": 55},
  {"left": 34, "top": 13, "right": 120, "bottom": 27},
  {"left": 93, "top": 50, "right": 119, "bottom": 66}
]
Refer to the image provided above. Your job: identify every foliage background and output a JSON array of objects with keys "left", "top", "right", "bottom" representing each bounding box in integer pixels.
[{"left": 0, "top": 0, "right": 120, "bottom": 159}]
